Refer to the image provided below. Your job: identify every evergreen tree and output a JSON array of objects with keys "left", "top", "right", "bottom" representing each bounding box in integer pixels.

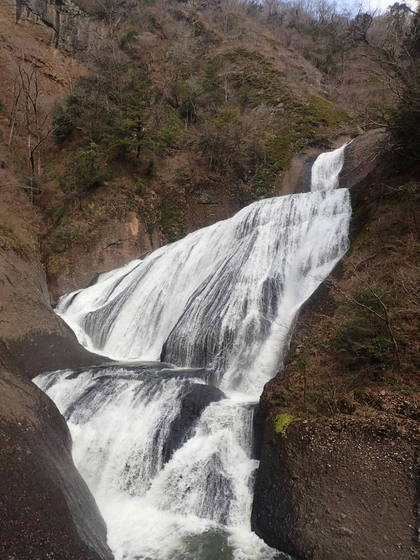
[{"left": 389, "top": 2, "right": 420, "bottom": 168}]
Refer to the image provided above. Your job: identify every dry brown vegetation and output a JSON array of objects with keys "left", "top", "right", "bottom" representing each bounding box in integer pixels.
[
  {"left": 0, "top": 0, "right": 418, "bottom": 289},
  {"left": 264, "top": 175, "right": 419, "bottom": 439}
]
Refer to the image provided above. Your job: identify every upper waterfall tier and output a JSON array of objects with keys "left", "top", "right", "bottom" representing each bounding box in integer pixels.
[
  {"left": 311, "top": 142, "right": 349, "bottom": 192},
  {"left": 57, "top": 188, "right": 351, "bottom": 398}
]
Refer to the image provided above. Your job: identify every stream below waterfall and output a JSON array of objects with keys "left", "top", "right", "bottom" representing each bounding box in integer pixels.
[{"left": 35, "top": 143, "right": 351, "bottom": 560}]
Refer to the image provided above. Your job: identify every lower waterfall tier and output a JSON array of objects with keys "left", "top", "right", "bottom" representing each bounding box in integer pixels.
[{"left": 35, "top": 363, "right": 287, "bottom": 560}]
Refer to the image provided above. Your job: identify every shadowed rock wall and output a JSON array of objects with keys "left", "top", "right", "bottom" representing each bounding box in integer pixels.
[{"left": 0, "top": 367, "right": 113, "bottom": 559}]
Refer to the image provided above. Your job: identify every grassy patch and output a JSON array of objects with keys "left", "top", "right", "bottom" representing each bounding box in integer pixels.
[
  {"left": 160, "top": 197, "right": 185, "bottom": 242},
  {"left": 274, "top": 412, "right": 297, "bottom": 437}
]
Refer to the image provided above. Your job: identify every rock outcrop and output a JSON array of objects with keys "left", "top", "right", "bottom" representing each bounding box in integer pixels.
[
  {"left": 0, "top": 175, "right": 112, "bottom": 557},
  {"left": 0, "top": 366, "right": 113, "bottom": 560},
  {"left": 275, "top": 129, "right": 388, "bottom": 197},
  {"left": 340, "top": 128, "right": 389, "bottom": 191},
  {"left": 252, "top": 415, "right": 418, "bottom": 560},
  {"left": 48, "top": 211, "right": 163, "bottom": 301},
  {"left": 15, "top": 0, "right": 101, "bottom": 50},
  {"left": 0, "top": 182, "right": 107, "bottom": 377}
]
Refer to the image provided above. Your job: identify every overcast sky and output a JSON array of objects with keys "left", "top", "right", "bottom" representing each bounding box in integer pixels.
[
  {"left": 370, "top": 0, "right": 416, "bottom": 9},
  {"left": 341, "top": 0, "right": 417, "bottom": 13}
]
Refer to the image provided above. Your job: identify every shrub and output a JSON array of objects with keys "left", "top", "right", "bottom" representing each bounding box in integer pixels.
[
  {"left": 251, "top": 168, "right": 275, "bottom": 198},
  {"left": 54, "top": 73, "right": 151, "bottom": 162},
  {"left": 60, "top": 144, "right": 106, "bottom": 200},
  {"left": 157, "top": 111, "right": 184, "bottom": 149},
  {"left": 274, "top": 412, "right": 296, "bottom": 437},
  {"left": 160, "top": 197, "right": 184, "bottom": 242},
  {"left": 336, "top": 326, "right": 395, "bottom": 372},
  {"left": 120, "top": 29, "right": 138, "bottom": 50}
]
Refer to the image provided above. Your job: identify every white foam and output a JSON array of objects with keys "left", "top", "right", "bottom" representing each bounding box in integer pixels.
[{"left": 36, "top": 143, "right": 350, "bottom": 560}]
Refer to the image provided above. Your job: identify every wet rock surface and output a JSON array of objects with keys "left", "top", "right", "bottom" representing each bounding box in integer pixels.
[
  {"left": 163, "top": 382, "right": 225, "bottom": 463},
  {"left": 0, "top": 367, "right": 113, "bottom": 560},
  {"left": 0, "top": 184, "right": 112, "bottom": 558}
]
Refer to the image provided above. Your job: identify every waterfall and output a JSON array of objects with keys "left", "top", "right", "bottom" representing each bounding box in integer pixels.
[
  {"left": 310, "top": 142, "right": 349, "bottom": 192},
  {"left": 35, "top": 144, "right": 351, "bottom": 560}
]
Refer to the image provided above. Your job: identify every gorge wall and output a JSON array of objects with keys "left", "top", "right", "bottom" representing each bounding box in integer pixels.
[
  {"left": 252, "top": 158, "right": 419, "bottom": 559},
  {"left": 0, "top": 366, "right": 112, "bottom": 560},
  {"left": 252, "top": 415, "right": 417, "bottom": 560},
  {"left": 0, "top": 178, "right": 107, "bottom": 376},
  {"left": 0, "top": 1, "right": 418, "bottom": 558},
  {"left": 0, "top": 165, "right": 111, "bottom": 557}
]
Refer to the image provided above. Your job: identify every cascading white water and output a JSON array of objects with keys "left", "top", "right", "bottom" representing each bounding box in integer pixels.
[
  {"left": 35, "top": 144, "right": 351, "bottom": 560},
  {"left": 310, "top": 141, "right": 349, "bottom": 192}
]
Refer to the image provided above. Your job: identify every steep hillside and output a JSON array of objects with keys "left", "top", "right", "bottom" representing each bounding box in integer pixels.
[{"left": 2, "top": 0, "right": 385, "bottom": 298}]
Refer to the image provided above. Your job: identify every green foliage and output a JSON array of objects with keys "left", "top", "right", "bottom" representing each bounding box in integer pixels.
[
  {"left": 305, "top": 95, "right": 348, "bottom": 127},
  {"left": 157, "top": 111, "right": 184, "bottom": 149},
  {"left": 197, "top": 109, "right": 241, "bottom": 171},
  {"left": 160, "top": 197, "right": 184, "bottom": 242},
  {"left": 48, "top": 10, "right": 351, "bottom": 245},
  {"left": 389, "top": 95, "right": 420, "bottom": 169},
  {"left": 54, "top": 73, "right": 151, "bottom": 162},
  {"left": 53, "top": 102, "right": 77, "bottom": 144},
  {"left": 267, "top": 134, "right": 299, "bottom": 171},
  {"left": 60, "top": 144, "right": 106, "bottom": 199},
  {"left": 265, "top": 96, "right": 349, "bottom": 175},
  {"left": 336, "top": 326, "right": 394, "bottom": 371},
  {"left": 306, "top": 390, "right": 326, "bottom": 408},
  {"left": 334, "top": 288, "right": 396, "bottom": 372},
  {"left": 145, "top": 159, "right": 156, "bottom": 177},
  {"left": 120, "top": 29, "right": 138, "bottom": 50},
  {"left": 201, "top": 61, "right": 224, "bottom": 104},
  {"left": 135, "top": 177, "right": 145, "bottom": 195},
  {"left": 171, "top": 80, "right": 204, "bottom": 123},
  {"left": 251, "top": 168, "right": 275, "bottom": 198},
  {"left": 357, "top": 288, "right": 390, "bottom": 310},
  {"left": 274, "top": 412, "right": 296, "bottom": 437},
  {"left": 52, "top": 204, "right": 67, "bottom": 224},
  {"left": 297, "top": 354, "right": 310, "bottom": 373}
]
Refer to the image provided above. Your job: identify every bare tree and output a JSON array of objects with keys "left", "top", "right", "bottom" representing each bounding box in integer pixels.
[
  {"left": 8, "top": 74, "right": 22, "bottom": 147},
  {"left": 8, "top": 61, "right": 55, "bottom": 196},
  {"left": 327, "top": 274, "right": 401, "bottom": 367}
]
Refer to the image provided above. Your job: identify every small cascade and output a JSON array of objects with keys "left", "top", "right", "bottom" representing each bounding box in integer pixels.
[
  {"left": 36, "top": 143, "right": 351, "bottom": 560},
  {"left": 310, "top": 141, "right": 349, "bottom": 192}
]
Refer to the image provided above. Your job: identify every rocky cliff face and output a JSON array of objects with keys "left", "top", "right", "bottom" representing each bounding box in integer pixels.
[
  {"left": 0, "top": 164, "right": 112, "bottom": 557},
  {"left": 0, "top": 366, "right": 113, "bottom": 560},
  {"left": 48, "top": 211, "right": 163, "bottom": 300},
  {"left": 275, "top": 130, "right": 387, "bottom": 197},
  {"left": 252, "top": 413, "right": 418, "bottom": 560},
  {"left": 15, "top": 0, "right": 101, "bottom": 50},
  {"left": 0, "top": 178, "right": 107, "bottom": 376}
]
